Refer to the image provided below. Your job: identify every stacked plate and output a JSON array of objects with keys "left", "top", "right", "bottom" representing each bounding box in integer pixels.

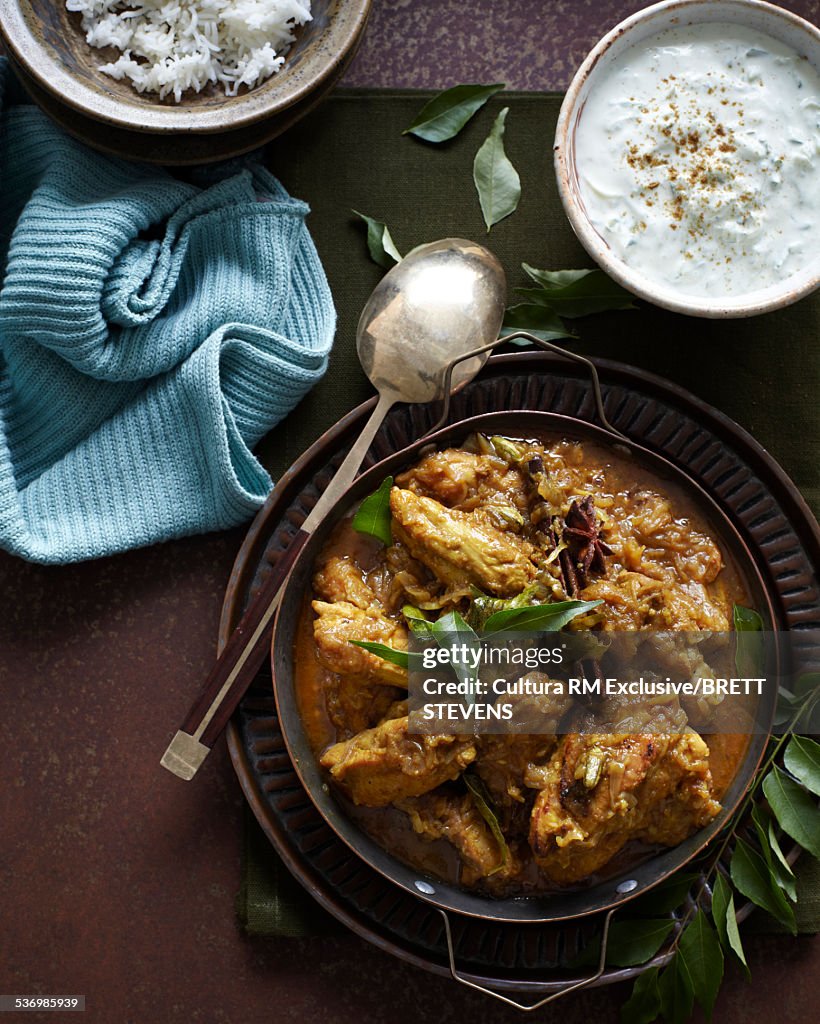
[
  {"left": 223, "top": 353, "right": 820, "bottom": 997},
  {"left": 0, "top": 0, "right": 370, "bottom": 163}
]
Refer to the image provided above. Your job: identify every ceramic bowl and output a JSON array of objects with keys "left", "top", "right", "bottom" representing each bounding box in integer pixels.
[
  {"left": 554, "top": 0, "right": 820, "bottom": 318},
  {"left": 0, "top": 0, "right": 370, "bottom": 135}
]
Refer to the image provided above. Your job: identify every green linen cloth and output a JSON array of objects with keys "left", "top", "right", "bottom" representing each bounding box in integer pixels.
[{"left": 239, "top": 89, "right": 820, "bottom": 936}]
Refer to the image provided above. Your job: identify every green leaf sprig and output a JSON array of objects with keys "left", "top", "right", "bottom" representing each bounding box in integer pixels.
[
  {"left": 463, "top": 772, "right": 510, "bottom": 873},
  {"left": 501, "top": 264, "right": 637, "bottom": 344},
  {"left": 360, "top": 597, "right": 598, "bottom": 685},
  {"left": 352, "top": 211, "right": 402, "bottom": 269},
  {"left": 517, "top": 266, "right": 637, "bottom": 317},
  {"left": 473, "top": 107, "right": 521, "bottom": 232},
  {"left": 403, "top": 604, "right": 434, "bottom": 638},
  {"left": 733, "top": 603, "right": 764, "bottom": 676},
  {"left": 499, "top": 303, "right": 577, "bottom": 344},
  {"left": 616, "top": 668, "right": 820, "bottom": 1024},
  {"left": 482, "top": 598, "right": 601, "bottom": 634},
  {"left": 351, "top": 476, "right": 394, "bottom": 546},
  {"left": 350, "top": 640, "right": 409, "bottom": 670},
  {"left": 431, "top": 609, "right": 482, "bottom": 705},
  {"left": 403, "top": 83, "right": 506, "bottom": 142}
]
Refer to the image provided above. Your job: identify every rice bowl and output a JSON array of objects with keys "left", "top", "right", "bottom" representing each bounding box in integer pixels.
[
  {"left": 65, "top": 0, "right": 312, "bottom": 102},
  {"left": 0, "top": 0, "right": 370, "bottom": 136}
]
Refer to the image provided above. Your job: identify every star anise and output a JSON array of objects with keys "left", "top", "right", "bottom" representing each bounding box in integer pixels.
[{"left": 560, "top": 495, "right": 612, "bottom": 595}]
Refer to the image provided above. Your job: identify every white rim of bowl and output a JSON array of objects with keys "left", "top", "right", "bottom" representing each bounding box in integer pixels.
[
  {"left": 0, "top": 0, "right": 370, "bottom": 133},
  {"left": 554, "top": 0, "right": 820, "bottom": 319}
]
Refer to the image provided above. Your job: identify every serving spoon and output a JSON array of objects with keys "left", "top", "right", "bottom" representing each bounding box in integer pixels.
[{"left": 161, "top": 238, "right": 507, "bottom": 780}]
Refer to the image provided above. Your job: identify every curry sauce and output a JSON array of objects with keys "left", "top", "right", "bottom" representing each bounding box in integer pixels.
[{"left": 293, "top": 434, "right": 754, "bottom": 894}]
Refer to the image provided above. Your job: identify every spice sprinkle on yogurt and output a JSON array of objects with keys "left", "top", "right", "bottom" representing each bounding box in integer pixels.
[{"left": 574, "top": 22, "right": 820, "bottom": 299}]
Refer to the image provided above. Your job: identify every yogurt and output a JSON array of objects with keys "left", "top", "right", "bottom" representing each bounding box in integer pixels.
[{"left": 574, "top": 22, "right": 820, "bottom": 299}]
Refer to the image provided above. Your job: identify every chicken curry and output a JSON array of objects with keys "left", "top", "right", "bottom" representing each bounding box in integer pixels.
[{"left": 294, "top": 434, "right": 751, "bottom": 894}]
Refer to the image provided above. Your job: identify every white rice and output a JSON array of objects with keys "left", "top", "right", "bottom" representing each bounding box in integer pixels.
[{"left": 65, "top": 0, "right": 312, "bottom": 102}]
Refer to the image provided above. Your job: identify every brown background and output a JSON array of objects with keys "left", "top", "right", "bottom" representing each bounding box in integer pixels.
[{"left": 1, "top": 2, "right": 819, "bottom": 1022}]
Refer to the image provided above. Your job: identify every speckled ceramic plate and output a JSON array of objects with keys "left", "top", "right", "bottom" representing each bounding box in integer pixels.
[
  {"left": 0, "top": 0, "right": 370, "bottom": 134},
  {"left": 5, "top": 40, "right": 359, "bottom": 165},
  {"left": 223, "top": 352, "right": 820, "bottom": 994}
]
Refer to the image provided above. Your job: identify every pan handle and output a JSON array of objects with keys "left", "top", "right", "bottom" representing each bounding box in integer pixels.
[
  {"left": 436, "top": 906, "right": 617, "bottom": 1012},
  {"left": 423, "top": 332, "right": 628, "bottom": 441}
]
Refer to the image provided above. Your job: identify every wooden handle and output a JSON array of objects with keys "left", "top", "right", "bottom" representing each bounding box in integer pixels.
[
  {"left": 160, "top": 529, "right": 309, "bottom": 779},
  {"left": 161, "top": 394, "right": 397, "bottom": 780}
]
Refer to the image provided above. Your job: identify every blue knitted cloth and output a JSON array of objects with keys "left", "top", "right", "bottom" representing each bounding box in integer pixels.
[{"left": 0, "top": 63, "right": 335, "bottom": 564}]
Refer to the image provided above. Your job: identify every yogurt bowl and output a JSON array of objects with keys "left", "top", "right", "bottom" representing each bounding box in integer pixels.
[{"left": 554, "top": 0, "right": 820, "bottom": 318}]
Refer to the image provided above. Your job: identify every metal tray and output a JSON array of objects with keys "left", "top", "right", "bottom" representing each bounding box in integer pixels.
[{"left": 223, "top": 351, "right": 820, "bottom": 994}]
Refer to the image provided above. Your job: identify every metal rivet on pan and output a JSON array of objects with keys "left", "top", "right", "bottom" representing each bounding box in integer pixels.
[
  {"left": 617, "top": 879, "right": 638, "bottom": 894},
  {"left": 414, "top": 880, "right": 436, "bottom": 895}
]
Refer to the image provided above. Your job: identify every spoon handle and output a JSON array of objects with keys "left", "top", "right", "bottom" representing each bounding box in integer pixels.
[
  {"left": 160, "top": 392, "right": 395, "bottom": 780},
  {"left": 301, "top": 392, "right": 394, "bottom": 533}
]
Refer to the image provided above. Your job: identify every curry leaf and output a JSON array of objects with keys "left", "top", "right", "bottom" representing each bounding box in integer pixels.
[
  {"left": 751, "top": 803, "right": 797, "bottom": 900},
  {"left": 678, "top": 910, "right": 723, "bottom": 1021},
  {"left": 467, "top": 584, "right": 544, "bottom": 630},
  {"left": 733, "top": 604, "right": 764, "bottom": 676},
  {"left": 431, "top": 610, "right": 482, "bottom": 705},
  {"left": 793, "top": 675, "right": 820, "bottom": 734},
  {"left": 352, "top": 211, "right": 402, "bottom": 269},
  {"left": 711, "top": 872, "right": 749, "bottom": 977},
  {"left": 620, "top": 966, "right": 661, "bottom": 1024},
  {"left": 658, "top": 954, "right": 695, "bottom": 1024},
  {"left": 403, "top": 605, "right": 434, "bottom": 639},
  {"left": 795, "top": 672, "right": 820, "bottom": 699},
  {"left": 768, "top": 817, "right": 798, "bottom": 900},
  {"left": 432, "top": 608, "right": 480, "bottom": 642},
  {"left": 574, "top": 918, "right": 673, "bottom": 969},
  {"left": 775, "top": 686, "right": 803, "bottom": 728},
  {"left": 625, "top": 872, "right": 699, "bottom": 916},
  {"left": 763, "top": 766, "right": 820, "bottom": 859},
  {"left": 783, "top": 735, "right": 820, "bottom": 797},
  {"left": 403, "top": 82, "right": 506, "bottom": 142},
  {"left": 730, "top": 836, "right": 796, "bottom": 933},
  {"left": 733, "top": 604, "right": 763, "bottom": 631},
  {"left": 518, "top": 265, "right": 637, "bottom": 317},
  {"left": 350, "top": 640, "right": 409, "bottom": 670},
  {"left": 473, "top": 107, "right": 521, "bottom": 231},
  {"left": 351, "top": 476, "right": 393, "bottom": 545},
  {"left": 463, "top": 772, "right": 510, "bottom": 872},
  {"left": 499, "top": 303, "right": 577, "bottom": 344},
  {"left": 483, "top": 599, "right": 601, "bottom": 634}
]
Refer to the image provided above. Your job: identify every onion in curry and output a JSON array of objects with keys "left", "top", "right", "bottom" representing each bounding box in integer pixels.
[{"left": 294, "top": 434, "right": 752, "bottom": 896}]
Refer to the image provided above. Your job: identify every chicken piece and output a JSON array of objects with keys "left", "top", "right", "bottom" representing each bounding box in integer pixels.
[
  {"left": 312, "top": 600, "right": 408, "bottom": 687},
  {"left": 396, "top": 449, "right": 483, "bottom": 506},
  {"left": 385, "top": 541, "right": 473, "bottom": 611},
  {"left": 582, "top": 570, "right": 729, "bottom": 631},
  {"left": 477, "top": 733, "right": 558, "bottom": 806},
  {"left": 314, "top": 556, "right": 381, "bottom": 611},
  {"left": 625, "top": 490, "right": 724, "bottom": 585},
  {"left": 474, "top": 732, "right": 556, "bottom": 838},
  {"left": 320, "top": 716, "right": 476, "bottom": 806},
  {"left": 529, "top": 725, "right": 719, "bottom": 884},
  {"left": 639, "top": 734, "right": 723, "bottom": 846},
  {"left": 396, "top": 448, "right": 527, "bottom": 513},
  {"left": 389, "top": 487, "right": 533, "bottom": 597},
  {"left": 399, "top": 789, "right": 511, "bottom": 884},
  {"left": 379, "top": 698, "right": 410, "bottom": 722},
  {"left": 325, "top": 678, "right": 404, "bottom": 740}
]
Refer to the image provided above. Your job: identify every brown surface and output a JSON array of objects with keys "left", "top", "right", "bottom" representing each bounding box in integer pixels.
[{"left": 1, "top": 1, "right": 819, "bottom": 1022}]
